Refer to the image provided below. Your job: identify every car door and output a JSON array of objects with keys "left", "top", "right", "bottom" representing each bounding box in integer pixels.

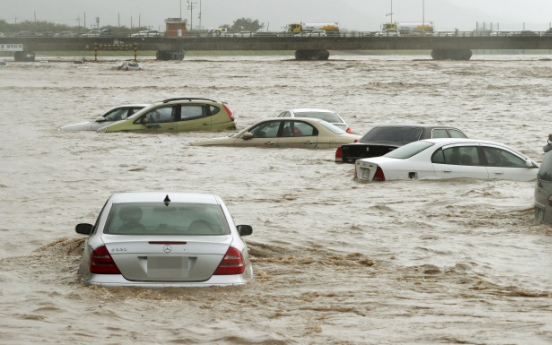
[
  {"left": 431, "top": 144, "right": 489, "bottom": 180},
  {"left": 234, "top": 120, "right": 281, "bottom": 147},
  {"left": 276, "top": 120, "right": 318, "bottom": 149},
  {"left": 140, "top": 105, "right": 177, "bottom": 132},
  {"left": 176, "top": 104, "right": 211, "bottom": 131},
  {"left": 481, "top": 145, "right": 537, "bottom": 181}
]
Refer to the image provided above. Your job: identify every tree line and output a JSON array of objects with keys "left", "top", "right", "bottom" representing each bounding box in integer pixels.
[{"left": 0, "top": 17, "right": 266, "bottom": 35}]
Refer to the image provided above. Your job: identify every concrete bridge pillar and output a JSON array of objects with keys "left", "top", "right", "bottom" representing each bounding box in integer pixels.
[
  {"left": 156, "top": 50, "right": 185, "bottom": 61},
  {"left": 431, "top": 49, "right": 472, "bottom": 61},
  {"left": 14, "top": 51, "right": 35, "bottom": 62},
  {"left": 294, "top": 50, "right": 330, "bottom": 61}
]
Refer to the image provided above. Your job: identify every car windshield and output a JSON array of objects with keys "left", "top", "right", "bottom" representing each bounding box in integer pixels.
[
  {"left": 103, "top": 202, "right": 230, "bottom": 235},
  {"left": 360, "top": 126, "right": 423, "bottom": 144},
  {"left": 384, "top": 141, "right": 435, "bottom": 159},
  {"left": 295, "top": 111, "right": 343, "bottom": 123},
  {"left": 317, "top": 120, "right": 346, "bottom": 134}
]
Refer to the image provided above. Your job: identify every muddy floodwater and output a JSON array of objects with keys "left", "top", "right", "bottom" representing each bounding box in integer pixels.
[{"left": 1, "top": 53, "right": 552, "bottom": 344}]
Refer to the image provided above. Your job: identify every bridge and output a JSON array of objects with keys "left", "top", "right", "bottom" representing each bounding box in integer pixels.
[{"left": 1, "top": 32, "right": 552, "bottom": 61}]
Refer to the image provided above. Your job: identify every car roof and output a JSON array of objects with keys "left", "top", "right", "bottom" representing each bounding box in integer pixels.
[
  {"left": 421, "top": 138, "right": 510, "bottom": 146},
  {"left": 371, "top": 124, "right": 462, "bottom": 129},
  {"left": 288, "top": 108, "right": 337, "bottom": 113},
  {"left": 111, "top": 192, "right": 221, "bottom": 204}
]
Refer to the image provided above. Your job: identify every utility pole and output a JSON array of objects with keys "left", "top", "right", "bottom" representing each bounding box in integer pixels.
[
  {"left": 187, "top": 1, "right": 197, "bottom": 31},
  {"left": 386, "top": 0, "right": 393, "bottom": 23},
  {"left": 199, "top": 0, "right": 202, "bottom": 30},
  {"left": 422, "top": 0, "right": 425, "bottom": 25}
]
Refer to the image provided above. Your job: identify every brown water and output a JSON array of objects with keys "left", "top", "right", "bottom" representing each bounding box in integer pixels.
[{"left": 1, "top": 54, "right": 552, "bottom": 344}]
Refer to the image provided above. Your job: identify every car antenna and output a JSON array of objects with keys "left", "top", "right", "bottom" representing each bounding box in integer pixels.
[{"left": 164, "top": 195, "right": 171, "bottom": 206}]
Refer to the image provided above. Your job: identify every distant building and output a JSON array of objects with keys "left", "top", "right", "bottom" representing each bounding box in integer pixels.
[{"left": 165, "top": 18, "right": 188, "bottom": 37}]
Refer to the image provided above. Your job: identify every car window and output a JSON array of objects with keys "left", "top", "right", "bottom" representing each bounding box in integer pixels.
[
  {"left": 103, "top": 203, "right": 230, "bottom": 235},
  {"left": 435, "top": 146, "right": 480, "bottom": 165},
  {"left": 281, "top": 120, "right": 317, "bottom": 137},
  {"left": 209, "top": 105, "right": 220, "bottom": 115},
  {"left": 385, "top": 141, "right": 434, "bottom": 159},
  {"left": 130, "top": 107, "right": 144, "bottom": 115},
  {"left": 431, "top": 129, "right": 450, "bottom": 138},
  {"left": 295, "top": 111, "right": 343, "bottom": 123},
  {"left": 448, "top": 129, "right": 467, "bottom": 138},
  {"left": 249, "top": 121, "right": 281, "bottom": 138},
  {"left": 104, "top": 108, "right": 130, "bottom": 121},
  {"left": 538, "top": 151, "right": 552, "bottom": 181},
  {"left": 180, "top": 105, "right": 205, "bottom": 120},
  {"left": 360, "top": 127, "right": 423, "bottom": 145},
  {"left": 482, "top": 146, "right": 526, "bottom": 167},
  {"left": 144, "top": 106, "right": 174, "bottom": 123}
]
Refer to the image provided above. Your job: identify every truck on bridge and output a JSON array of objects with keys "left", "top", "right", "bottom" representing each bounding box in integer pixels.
[
  {"left": 381, "top": 22, "right": 434, "bottom": 35},
  {"left": 287, "top": 22, "right": 340, "bottom": 36}
]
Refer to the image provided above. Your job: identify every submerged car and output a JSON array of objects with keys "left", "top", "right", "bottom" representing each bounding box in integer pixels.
[
  {"left": 97, "top": 97, "right": 237, "bottom": 133},
  {"left": 355, "top": 138, "right": 538, "bottom": 182},
  {"left": 75, "top": 192, "right": 253, "bottom": 287},
  {"left": 118, "top": 61, "right": 141, "bottom": 71},
  {"left": 336, "top": 124, "right": 467, "bottom": 164},
  {"left": 277, "top": 108, "right": 353, "bottom": 133},
  {"left": 191, "top": 117, "right": 360, "bottom": 149},
  {"left": 534, "top": 134, "right": 552, "bottom": 223},
  {"left": 0, "top": 61, "right": 7, "bottom": 68},
  {"left": 58, "top": 104, "right": 148, "bottom": 131}
]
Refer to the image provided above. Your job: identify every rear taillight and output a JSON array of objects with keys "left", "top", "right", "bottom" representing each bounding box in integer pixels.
[
  {"left": 373, "top": 167, "right": 386, "bottom": 181},
  {"left": 354, "top": 139, "right": 358, "bottom": 143},
  {"left": 335, "top": 147, "right": 343, "bottom": 163},
  {"left": 214, "top": 247, "right": 245, "bottom": 275},
  {"left": 346, "top": 127, "right": 353, "bottom": 134},
  {"left": 222, "top": 104, "right": 234, "bottom": 121},
  {"left": 89, "top": 246, "right": 121, "bottom": 274}
]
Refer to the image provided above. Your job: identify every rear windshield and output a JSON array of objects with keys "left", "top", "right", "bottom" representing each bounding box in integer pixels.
[
  {"left": 103, "top": 203, "right": 230, "bottom": 235},
  {"left": 384, "top": 141, "right": 435, "bottom": 159},
  {"left": 318, "top": 120, "right": 346, "bottom": 134},
  {"left": 538, "top": 151, "right": 552, "bottom": 182},
  {"left": 295, "top": 112, "right": 343, "bottom": 123},
  {"left": 360, "top": 127, "right": 423, "bottom": 145}
]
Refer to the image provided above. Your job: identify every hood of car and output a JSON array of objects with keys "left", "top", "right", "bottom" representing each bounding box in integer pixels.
[{"left": 58, "top": 121, "right": 103, "bottom": 131}]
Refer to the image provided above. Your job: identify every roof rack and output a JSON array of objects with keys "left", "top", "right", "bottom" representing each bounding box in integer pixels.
[{"left": 162, "top": 97, "right": 217, "bottom": 103}]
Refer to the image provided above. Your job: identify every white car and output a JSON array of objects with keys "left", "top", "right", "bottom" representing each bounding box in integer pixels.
[
  {"left": 118, "top": 61, "right": 141, "bottom": 71},
  {"left": 131, "top": 30, "right": 161, "bottom": 37},
  {"left": 58, "top": 104, "right": 148, "bottom": 131},
  {"left": 277, "top": 108, "right": 353, "bottom": 134},
  {"left": 75, "top": 192, "right": 253, "bottom": 287},
  {"left": 0, "top": 61, "right": 7, "bottom": 68},
  {"left": 355, "top": 138, "right": 539, "bottom": 182}
]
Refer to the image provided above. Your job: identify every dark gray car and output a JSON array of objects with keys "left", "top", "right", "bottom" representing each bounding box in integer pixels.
[{"left": 534, "top": 134, "right": 552, "bottom": 223}]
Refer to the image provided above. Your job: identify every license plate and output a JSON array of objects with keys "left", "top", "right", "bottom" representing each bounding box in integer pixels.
[
  {"left": 361, "top": 168, "right": 371, "bottom": 180},
  {"left": 147, "top": 256, "right": 189, "bottom": 279}
]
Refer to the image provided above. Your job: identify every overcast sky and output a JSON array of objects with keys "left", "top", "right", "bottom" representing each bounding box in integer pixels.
[{"left": 3, "top": 0, "right": 552, "bottom": 32}]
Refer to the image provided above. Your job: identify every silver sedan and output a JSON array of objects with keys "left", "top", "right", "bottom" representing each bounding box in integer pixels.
[{"left": 75, "top": 192, "right": 253, "bottom": 287}]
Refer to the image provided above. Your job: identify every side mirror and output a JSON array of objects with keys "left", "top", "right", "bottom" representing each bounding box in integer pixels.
[
  {"left": 141, "top": 117, "right": 149, "bottom": 124},
  {"left": 95, "top": 117, "right": 106, "bottom": 123},
  {"left": 75, "top": 223, "right": 94, "bottom": 235},
  {"left": 242, "top": 132, "right": 254, "bottom": 140},
  {"left": 236, "top": 224, "right": 253, "bottom": 236},
  {"left": 526, "top": 159, "right": 535, "bottom": 168}
]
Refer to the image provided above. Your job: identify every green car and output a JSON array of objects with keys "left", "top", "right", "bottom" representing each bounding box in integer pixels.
[{"left": 97, "top": 97, "right": 237, "bottom": 133}]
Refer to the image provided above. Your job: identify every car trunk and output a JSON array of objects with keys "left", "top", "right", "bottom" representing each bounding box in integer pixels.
[
  {"left": 340, "top": 144, "right": 398, "bottom": 164},
  {"left": 105, "top": 238, "right": 231, "bottom": 282}
]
